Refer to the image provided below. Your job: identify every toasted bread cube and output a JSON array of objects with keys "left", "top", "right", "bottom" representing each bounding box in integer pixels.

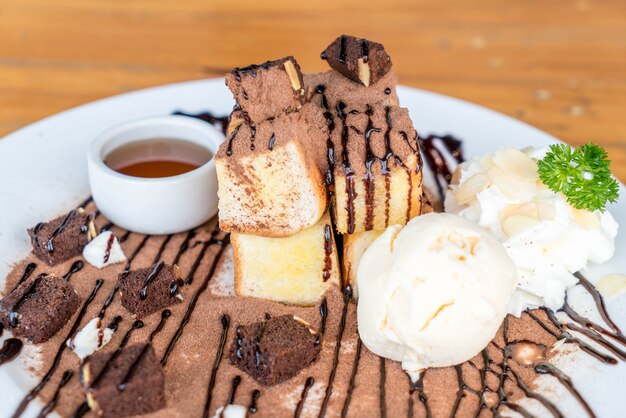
[
  {"left": 216, "top": 103, "right": 329, "bottom": 238},
  {"left": 233, "top": 212, "right": 340, "bottom": 306},
  {"left": 304, "top": 70, "right": 398, "bottom": 112},
  {"left": 331, "top": 105, "right": 423, "bottom": 234},
  {"left": 226, "top": 56, "right": 305, "bottom": 124}
]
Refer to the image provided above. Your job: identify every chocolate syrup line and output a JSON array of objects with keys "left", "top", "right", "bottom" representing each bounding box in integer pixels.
[
  {"left": 161, "top": 234, "right": 229, "bottom": 366},
  {"left": 491, "top": 317, "right": 510, "bottom": 415},
  {"left": 78, "top": 196, "right": 93, "bottom": 209},
  {"left": 152, "top": 235, "right": 173, "bottom": 265},
  {"left": 363, "top": 105, "right": 382, "bottom": 230},
  {"left": 507, "top": 368, "right": 564, "bottom": 418},
  {"left": 313, "top": 85, "right": 336, "bottom": 189},
  {"left": 0, "top": 322, "right": 3, "bottom": 338},
  {"left": 62, "top": 260, "right": 84, "bottom": 281},
  {"left": 117, "top": 309, "right": 172, "bottom": 392},
  {"left": 225, "top": 124, "right": 241, "bottom": 157},
  {"left": 338, "top": 35, "right": 347, "bottom": 63},
  {"left": 100, "top": 222, "right": 114, "bottom": 232},
  {"left": 316, "top": 298, "right": 328, "bottom": 346},
  {"left": 0, "top": 338, "right": 23, "bottom": 366},
  {"left": 226, "top": 375, "right": 242, "bottom": 405},
  {"left": 449, "top": 365, "right": 467, "bottom": 417},
  {"left": 124, "top": 235, "right": 150, "bottom": 271},
  {"left": 172, "top": 229, "right": 197, "bottom": 266},
  {"left": 172, "top": 110, "right": 229, "bottom": 135},
  {"left": 562, "top": 300, "right": 626, "bottom": 346},
  {"left": 294, "top": 377, "right": 314, "bottom": 418},
  {"left": 88, "top": 320, "right": 145, "bottom": 389},
  {"left": 12, "top": 278, "right": 104, "bottom": 418},
  {"left": 248, "top": 389, "right": 261, "bottom": 414},
  {"left": 139, "top": 260, "right": 165, "bottom": 300},
  {"left": 565, "top": 322, "right": 626, "bottom": 360},
  {"left": 379, "top": 357, "right": 387, "bottom": 418},
  {"left": 317, "top": 285, "right": 352, "bottom": 418},
  {"left": 119, "top": 230, "right": 132, "bottom": 243},
  {"left": 69, "top": 401, "right": 89, "bottom": 418},
  {"left": 341, "top": 337, "right": 362, "bottom": 418},
  {"left": 37, "top": 370, "right": 73, "bottom": 418},
  {"left": 107, "top": 315, "right": 123, "bottom": 332},
  {"left": 185, "top": 240, "right": 212, "bottom": 285},
  {"left": 102, "top": 232, "right": 115, "bottom": 264},
  {"left": 418, "top": 134, "right": 464, "bottom": 202},
  {"left": 12, "top": 262, "right": 37, "bottom": 291},
  {"left": 337, "top": 102, "right": 358, "bottom": 234},
  {"left": 526, "top": 310, "right": 617, "bottom": 364},
  {"left": 322, "top": 225, "right": 333, "bottom": 282},
  {"left": 574, "top": 272, "right": 624, "bottom": 335},
  {"left": 201, "top": 314, "right": 231, "bottom": 418},
  {"left": 407, "top": 372, "right": 430, "bottom": 418},
  {"left": 535, "top": 362, "right": 596, "bottom": 418},
  {"left": 46, "top": 210, "right": 78, "bottom": 253},
  {"left": 8, "top": 274, "right": 46, "bottom": 327},
  {"left": 361, "top": 39, "right": 370, "bottom": 63},
  {"left": 98, "top": 284, "right": 119, "bottom": 319}
]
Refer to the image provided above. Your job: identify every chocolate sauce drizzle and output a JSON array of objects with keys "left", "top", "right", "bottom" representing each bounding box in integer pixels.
[
  {"left": 313, "top": 85, "right": 336, "bottom": 189},
  {"left": 407, "top": 373, "right": 430, "bottom": 418},
  {"left": 317, "top": 285, "right": 352, "bottom": 418},
  {"left": 12, "top": 262, "right": 36, "bottom": 291},
  {"left": 535, "top": 362, "right": 595, "bottom": 418},
  {"left": 8, "top": 274, "right": 46, "bottom": 327},
  {"left": 103, "top": 232, "right": 116, "bottom": 264},
  {"left": 337, "top": 102, "right": 358, "bottom": 234},
  {"left": 139, "top": 260, "right": 165, "bottom": 300},
  {"left": 69, "top": 401, "right": 89, "bottom": 418},
  {"left": 341, "top": 337, "right": 362, "bottom": 417},
  {"left": 117, "top": 310, "right": 171, "bottom": 392},
  {"left": 161, "top": 233, "right": 230, "bottom": 366},
  {"left": 172, "top": 110, "right": 229, "bottom": 135},
  {"left": 226, "top": 375, "right": 242, "bottom": 405},
  {"left": 12, "top": 278, "right": 104, "bottom": 418},
  {"left": 46, "top": 210, "right": 78, "bottom": 253},
  {"left": 201, "top": 314, "right": 231, "bottom": 418},
  {"left": 172, "top": 229, "right": 197, "bottom": 266},
  {"left": 100, "top": 222, "right": 114, "bottom": 233},
  {"left": 418, "top": 134, "right": 464, "bottom": 202},
  {"left": 315, "top": 297, "right": 328, "bottom": 346},
  {"left": 338, "top": 35, "right": 347, "bottom": 63},
  {"left": 184, "top": 239, "right": 212, "bottom": 285},
  {"left": 63, "top": 260, "right": 84, "bottom": 281},
  {"left": 98, "top": 284, "right": 119, "bottom": 319},
  {"left": 294, "top": 376, "right": 314, "bottom": 418},
  {"left": 225, "top": 124, "right": 241, "bottom": 157},
  {"left": 0, "top": 338, "right": 23, "bottom": 366},
  {"left": 248, "top": 389, "right": 261, "bottom": 414},
  {"left": 123, "top": 235, "right": 150, "bottom": 271},
  {"left": 37, "top": 370, "right": 73, "bottom": 418},
  {"left": 322, "top": 225, "right": 333, "bottom": 282}
]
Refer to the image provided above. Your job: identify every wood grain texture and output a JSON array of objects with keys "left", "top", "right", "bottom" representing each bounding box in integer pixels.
[{"left": 1, "top": 0, "right": 625, "bottom": 179}]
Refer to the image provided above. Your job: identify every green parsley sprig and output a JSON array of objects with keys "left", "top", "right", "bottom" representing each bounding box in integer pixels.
[{"left": 537, "top": 142, "right": 619, "bottom": 212}]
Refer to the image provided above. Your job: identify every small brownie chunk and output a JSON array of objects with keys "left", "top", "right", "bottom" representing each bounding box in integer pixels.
[
  {"left": 118, "top": 261, "right": 182, "bottom": 319},
  {"left": 321, "top": 34, "right": 392, "bottom": 87},
  {"left": 0, "top": 275, "right": 80, "bottom": 343},
  {"left": 28, "top": 209, "right": 95, "bottom": 266},
  {"left": 225, "top": 56, "right": 305, "bottom": 124},
  {"left": 229, "top": 315, "right": 320, "bottom": 386},
  {"left": 81, "top": 343, "right": 165, "bottom": 418}
]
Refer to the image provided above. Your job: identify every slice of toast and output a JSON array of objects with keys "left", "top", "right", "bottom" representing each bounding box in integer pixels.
[
  {"left": 232, "top": 212, "right": 340, "bottom": 306},
  {"left": 331, "top": 104, "right": 423, "bottom": 234},
  {"left": 304, "top": 69, "right": 398, "bottom": 113},
  {"left": 343, "top": 191, "right": 433, "bottom": 298},
  {"left": 216, "top": 103, "right": 329, "bottom": 238}
]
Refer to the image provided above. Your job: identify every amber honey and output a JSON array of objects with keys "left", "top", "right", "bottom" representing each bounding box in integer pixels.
[{"left": 105, "top": 139, "right": 212, "bottom": 178}]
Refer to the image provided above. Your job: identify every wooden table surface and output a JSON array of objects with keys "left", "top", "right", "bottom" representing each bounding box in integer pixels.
[{"left": 1, "top": 0, "right": 625, "bottom": 179}]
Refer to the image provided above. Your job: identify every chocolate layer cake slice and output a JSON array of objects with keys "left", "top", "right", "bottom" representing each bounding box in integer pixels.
[
  {"left": 229, "top": 315, "right": 320, "bottom": 386},
  {"left": 0, "top": 275, "right": 80, "bottom": 343}
]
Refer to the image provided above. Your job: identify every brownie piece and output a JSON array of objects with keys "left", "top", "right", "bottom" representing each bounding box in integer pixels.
[
  {"left": 28, "top": 209, "right": 95, "bottom": 266},
  {"left": 225, "top": 56, "right": 305, "bottom": 124},
  {"left": 0, "top": 275, "right": 80, "bottom": 343},
  {"left": 229, "top": 315, "right": 320, "bottom": 386},
  {"left": 81, "top": 343, "right": 165, "bottom": 417},
  {"left": 321, "top": 35, "right": 392, "bottom": 87},
  {"left": 118, "top": 261, "right": 182, "bottom": 319}
]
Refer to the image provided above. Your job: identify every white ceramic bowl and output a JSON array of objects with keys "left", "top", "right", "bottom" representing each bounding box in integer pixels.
[{"left": 88, "top": 115, "right": 224, "bottom": 234}]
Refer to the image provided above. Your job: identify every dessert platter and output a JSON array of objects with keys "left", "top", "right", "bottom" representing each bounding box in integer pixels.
[{"left": 0, "top": 35, "right": 625, "bottom": 418}]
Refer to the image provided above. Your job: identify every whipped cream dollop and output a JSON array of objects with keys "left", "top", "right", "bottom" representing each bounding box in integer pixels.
[
  {"left": 67, "top": 317, "right": 114, "bottom": 360},
  {"left": 82, "top": 230, "right": 126, "bottom": 269},
  {"left": 445, "top": 146, "right": 618, "bottom": 314},
  {"left": 357, "top": 213, "right": 517, "bottom": 380}
]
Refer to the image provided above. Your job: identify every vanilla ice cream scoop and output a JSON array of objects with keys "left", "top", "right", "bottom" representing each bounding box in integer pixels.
[{"left": 357, "top": 213, "right": 517, "bottom": 380}]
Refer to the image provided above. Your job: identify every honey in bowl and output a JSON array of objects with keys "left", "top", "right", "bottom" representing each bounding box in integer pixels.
[{"left": 105, "top": 139, "right": 213, "bottom": 178}]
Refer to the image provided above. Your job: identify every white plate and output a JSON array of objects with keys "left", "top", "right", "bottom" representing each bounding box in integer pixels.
[{"left": 0, "top": 79, "right": 624, "bottom": 418}]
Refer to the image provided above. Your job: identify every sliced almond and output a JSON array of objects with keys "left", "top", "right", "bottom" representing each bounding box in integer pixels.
[
  {"left": 480, "top": 155, "right": 495, "bottom": 170},
  {"left": 502, "top": 202, "right": 538, "bottom": 219},
  {"left": 535, "top": 198, "right": 556, "bottom": 220},
  {"left": 450, "top": 166, "right": 462, "bottom": 185},
  {"left": 571, "top": 207, "right": 600, "bottom": 229},
  {"left": 283, "top": 60, "right": 302, "bottom": 91},
  {"left": 454, "top": 172, "right": 490, "bottom": 205},
  {"left": 357, "top": 58, "right": 371, "bottom": 87},
  {"left": 501, "top": 214, "right": 540, "bottom": 237},
  {"left": 489, "top": 166, "right": 537, "bottom": 201},
  {"left": 596, "top": 274, "right": 626, "bottom": 299},
  {"left": 492, "top": 148, "right": 538, "bottom": 182}
]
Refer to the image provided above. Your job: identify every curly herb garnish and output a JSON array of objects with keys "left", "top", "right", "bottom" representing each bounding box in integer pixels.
[{"left": 537, "top": 142, "right": 619, "bottom": 212}]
